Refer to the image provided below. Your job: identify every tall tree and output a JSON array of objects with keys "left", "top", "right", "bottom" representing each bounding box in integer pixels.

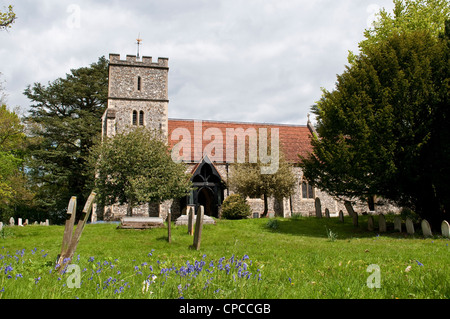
[
  {"left": 229, "top": 151, "right": 296, "bottom": 217},
  {"left": 348, "top": 0, "right": 449, "bottom": 63},
  {"left": 88, "top": 127, "right": 192, "bottom": 216},
  {"left": 23, "top": 57, "right": 108, "bottom": 222},
  {"left": 0, "top": 5, "right": 16, "bottom": 30},
  {"left": 301, "top": 29, "right": 449, "bottom": 229}
]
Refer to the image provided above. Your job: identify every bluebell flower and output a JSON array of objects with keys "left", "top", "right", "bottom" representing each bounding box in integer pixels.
[{"left": 416, "top": 260, "right": 424, "bottom": 266}]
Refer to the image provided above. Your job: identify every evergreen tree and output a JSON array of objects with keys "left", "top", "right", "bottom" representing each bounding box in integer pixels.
[
  {"left": 23, "top": 57, "right": 108, "bottom": 222},
  {"left": 301, "top": 29, "right": 449, "bottom": 228}
]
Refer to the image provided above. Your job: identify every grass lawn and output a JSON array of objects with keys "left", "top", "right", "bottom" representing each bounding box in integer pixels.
[{"left": 0, "top": 215, "right": 448, "bottom": 299}]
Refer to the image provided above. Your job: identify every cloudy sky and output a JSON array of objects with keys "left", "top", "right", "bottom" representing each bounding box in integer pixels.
[{"left": 0, "top": 0, "right": 395, "bottom": 125}]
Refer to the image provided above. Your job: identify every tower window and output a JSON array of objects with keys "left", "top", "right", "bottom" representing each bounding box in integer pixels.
[
  {"left": 132, "top": 110, "right": 137, "bottom": 125},
  {"left": 139, "top": 111, "right": 144, "bottom": 126},
  {"left": 301, "top": 181, "right": 314, "bottom": 199},
  {"left": 137, "top": 76, "right": 141, "bottom": 91}
]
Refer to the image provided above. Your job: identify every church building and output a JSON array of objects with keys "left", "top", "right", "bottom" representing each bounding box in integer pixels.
[{"left": 95, "top": 53, "right": 383, "bottom": 222}]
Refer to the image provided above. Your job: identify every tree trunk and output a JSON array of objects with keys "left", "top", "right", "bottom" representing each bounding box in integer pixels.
[
  {"left": 127, "top": 200, "right": 133, "bottom": 216},
  {"left": 262, "top": 193, "right": 268, "bottom": 217}
]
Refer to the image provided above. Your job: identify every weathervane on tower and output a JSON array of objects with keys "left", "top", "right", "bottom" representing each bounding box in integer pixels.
[{"left": 136, "top": 33, "right": 142, "bottom": 59}]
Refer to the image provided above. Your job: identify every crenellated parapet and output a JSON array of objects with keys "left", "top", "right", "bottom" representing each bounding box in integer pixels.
[{"left": 109, "top": 53, "right": 168, "bottom": 68}]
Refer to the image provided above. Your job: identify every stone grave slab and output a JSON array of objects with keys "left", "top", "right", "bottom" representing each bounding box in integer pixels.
[
  {"left": 441, "top": 220, "right": 449, "bottom": 238},
  {"left": 175, "top": 214, "right": 215, "bottom": 226},
  {"left": 118, "top": 217, "right": 164, "bottom": 229},
  {"left": 394, "top": 216, "right": 402, "bottom": 232},
  {"left": 406, "top": 218, "right": 414, "bottom": 235},
  {"left": 367, "top": 215, "right": 374, "bottom": 231},
  {"left": 378, "top": 214, "right": 386, "bottom": 232},
  {"left": 421, "top": 219, "right": 432, "bottom": 237}
]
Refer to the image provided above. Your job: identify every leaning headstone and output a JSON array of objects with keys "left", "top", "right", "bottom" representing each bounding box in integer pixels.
[
  {"left": 325, "top": 208, "right": 330, "bottom": 218},
  {"left": 18, "top": 218, "right": 23, "bottom": 227},
  {"left": 344, "top": 201, "right": 355, "bottom": 218},
  {"left": 193, "top": 205, "right": 204, "bottom": 250},
  {"left": 367, "top": 215, "right": 374, "bottom": 231},
  {"left": 421, "top": 219, "right": 432, "bottom": 237},
  {"left": 441, "top": 220, "right": 450, "bottom": 238},
  {"left": 9, "top": 217, "right": 14, "bottom": 226},
  {"left": 378, "top": 214, "right": 386, "bottom": 233},
  {"left": 339, "top": 210, "right": 344, "bottom": 222},
  {"left": 352, "top": 212, "right": 358, "bottom": 227},
  {"left": 394, "top": 216, "right": 402, "bottom": 232},
  {"left": 315, "top": 197, "right": 322, "bottom": 218}
]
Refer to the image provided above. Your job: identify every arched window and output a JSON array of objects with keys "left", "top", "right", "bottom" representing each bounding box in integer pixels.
[
  {"left": 301, "top": 180, "right": 314, "bottom": 199},
  {"left": 137, "top": 76, "right": 142, "bottom": 91},
  {"left": 132, "top": 110, "right": 137, "bottom": 125},
  {"left": 139, "top": 111, "right": 144, "bottom": 126}
]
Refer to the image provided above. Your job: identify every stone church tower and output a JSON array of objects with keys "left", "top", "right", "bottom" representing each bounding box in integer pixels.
[{"left": 102, "top": 53, "right": 169, "bottom": 138}]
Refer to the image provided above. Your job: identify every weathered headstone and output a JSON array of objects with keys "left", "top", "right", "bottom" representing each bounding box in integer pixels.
[
  {"left": 24, "top": 219, "right": 28, "bottom": 226},
  {"left": 344, "top": 201, "right": 355, "bottom": 218},
  {"left": 394, "top": 216, "right": 402, "bottom": 232},
  {"left": 378, "top": 214, "right": 386, "bottom": 233},
  {"left": 421, "top": 219, "right": 432, "bottom": 237},
  {"left": 325, "top": 208, "right": 330, "bottom": 218},
  {"left": 339, "top": 210, "right": 344, "bottom": 222},
  {"left": 18, "top": 218, "right": 23, "bottom": 227},
  {"left": 441, "top": 220, "right": 450, "bottom": 238},
  {"left": 315, "top": 197, "right": 322, "bottom": 218},
  {"left": 193, "top": 205, "right": 204, "bottom": 250},
  {"left": 352, "top": 212, "right": 358, "bottom": 227},
  {"left": 9, "top": 217, "right": 14, "bottom": 226},
  {"left": 45, "top": 219, "right": 49, "bottom": 226},
  {"left": 0, "top": 222, "right": 3, "bottom": 232},
  {"left": 187, "top": 206, "right": 194, "bottom": 235},
  {"left": 367, "top": 215, "right": 374, "bottom": 231},
  {"left": 57, "top": 192, "right": 96, "bottom": 273}
]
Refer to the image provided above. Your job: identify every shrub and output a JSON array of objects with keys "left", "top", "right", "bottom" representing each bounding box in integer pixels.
[{"left": 221, "top": 194, "right": 251, "bottom": 220}]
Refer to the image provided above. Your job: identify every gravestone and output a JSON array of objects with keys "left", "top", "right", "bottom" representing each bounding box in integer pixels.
[
  {"left": 187, "top": 206, "right": 194, "bottom": 235},
  {"left": 378, "top": 214, "right": 386, "bottom": 233},
  {"left": 193, "top": 205, "right": 204, "bottom": 250},
  {"left": 9, "top": 217, "right": 14, "bottom": 226},
  {"left": 325, "top": 208, "right": 330, "bottom": 218},
  {"left": 441, "top": 220, "right": 449, "bottom": 238},
  {"left": 18, "top": 218, "right": 23, "bottom": 227},
  {"left": 0, "top": 222, "right": 3, "bottom": 232},
  {"left": 315, "top": 197, "right": 322, "bottom": 218},
  {"left": 339, "top": 210, "right": 344, "bottom": 222},
  {"left": 352, "top": 212, "right": 358, "bottom": 227},
  {"left": 167, "top": 209, "right": 172, "bottom": 243},
  {"left": 367, "top": 215, "right": 374, "bottom": 231},
  {"left": 394, "top": 216, "right": 402, "bottom": 232},
  {"left": 24, "top": 219, "right": 28, "bottom": 226},
  {"left": 344, "top": 201, "right": 355, "bottom": 218},
  {"left": 421, "top": 219, "right": 432, "bottom": 237}
]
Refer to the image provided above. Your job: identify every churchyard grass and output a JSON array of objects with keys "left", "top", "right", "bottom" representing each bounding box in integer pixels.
[{"left": 0, "top": 215, "right": 448, "bottom": 299}]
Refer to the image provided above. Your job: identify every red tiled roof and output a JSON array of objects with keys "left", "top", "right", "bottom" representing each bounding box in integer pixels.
[{"left": 167, "top": 119, "right": 313, "bottom": 164}]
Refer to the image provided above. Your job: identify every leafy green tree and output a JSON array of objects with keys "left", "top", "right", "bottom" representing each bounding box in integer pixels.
[
  {"left": 0, "top": 5, "right": 16, "bottom": 30},
  {"left": 229, "top": 152, "right": 296, "bottom": 217},
  {"left": 0, "top": 105, "right": 34, "bottom": 221},
  {"left": 88, "top": 127, "right": 192, "bottom": 216},
  {"left": 301, "top": 29, "right": 449, "bottom": 228},
  {"left": 23, "top": 57, "right": 108, "bottom": 221},
  {"left": 349, "top": 0, "right": 449, "bottom": 64}
]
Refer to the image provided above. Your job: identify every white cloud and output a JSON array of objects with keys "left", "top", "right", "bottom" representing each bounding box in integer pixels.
[{"left": 0, "top": 0, "right": 396, "bottom": 124}]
